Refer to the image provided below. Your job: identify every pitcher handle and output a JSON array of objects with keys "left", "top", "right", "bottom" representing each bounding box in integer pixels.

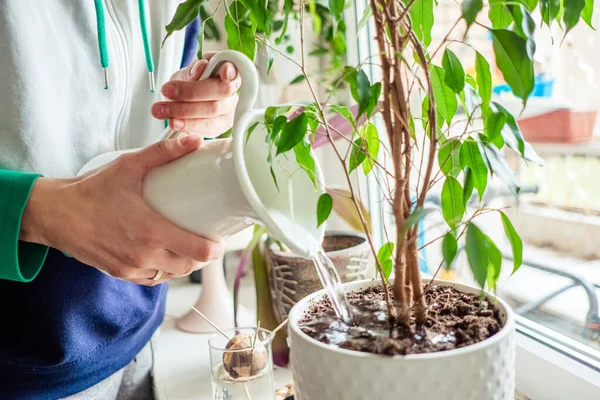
[{"left": 157, "top": 50, "right": 259, "bottom": 142}]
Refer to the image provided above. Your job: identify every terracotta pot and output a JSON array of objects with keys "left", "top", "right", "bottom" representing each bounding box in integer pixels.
[
  {"left": 266, "top": 231, "right": 374, "bottom": 325},
  {"left": 517, "top": 109, "right": 597, "bottom": 143},
  {"left": 288, "top": 279, "right": 515, "bottom": 400}
]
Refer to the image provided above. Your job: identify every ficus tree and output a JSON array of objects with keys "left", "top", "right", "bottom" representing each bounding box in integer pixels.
[{"left": 164, "top": 0, "right": 594, "bottom": 328}]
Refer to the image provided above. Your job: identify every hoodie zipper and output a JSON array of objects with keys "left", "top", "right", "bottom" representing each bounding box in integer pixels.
[{"left": 103, "top": 0, "right": 130, "bottom": 151}]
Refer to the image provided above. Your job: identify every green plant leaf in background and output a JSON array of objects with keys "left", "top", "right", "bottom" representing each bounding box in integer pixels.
[
  {"left": 582, "top": 0, "right": 595, "bottom": 28},
  {"left": 463, "top": 167, "right": 475, "bottom": 207},
  {"left": 163, "top": 0, "right": 203, "bottom": 46},
  {"left": 508, "top": 5, "right": 536, "bottom": 58},
  {"left": 346, "top": 69, "right": 372, "bottom": 117},
  {"left": 475, "top": 52, "right": 492, "bottom": 112},
  {"left": 489, "top": 0, "right": 513, "bottom": 29},
  {"left": 540, "top": 0, "right": 561, "bottom": 26},
  {"left": 277, "top": 0, "right": 293, "bottom": 44},
  {"left": 442, "top": 232, "right": 458, "bottom": 270},
  {"left": 485, "top": 235, "right": 502, "bottom": 291},
  {"left": 276, "top": 113, "right": 308, "bottom": 155},
  {"left": 290, "top": 74, "right": 306, "bottom": 84},
  {"left": 460, "top": 139, "right": 488, "bottom": 200},
  {"left": 500, "top": 211, "right": 523, "bottom": 274},
  {"left": 317, "top": 193, "right": 333, "bottom": 227},
  {"left": 491, "top": 29, "right": 534, "bottom": 104},
  {"left": 362, "top": 123, "right": 380, "bottom": 174},
  {"left": 431, "top": 65, "right": 458, "bottom": 125},
  {"left": 224, "top": 1, "right": 257, "bottom": 61},
  {"left": 409, "top": 0, "right": 434, "bottom": 46},
  {"left": 294, "top": 136, "right": 317, "bottom": 187},
  {"left": 466, "top": 223, "right": 489, "bottom": 288},
  {"left": 441, "top": 176, "right": 465, "bottom": 229},
  {"left": 367, "top": 82, "right": 382, "bottom": 117},
  {"left": 462, "top": 0, "right": 484, "bottom": 27},
  {"left": 563, "top": 0, "right": 586, "bottom": 34},
  {"left": 357, "top": 5, "right": 373, "bottom": 33},
  {"left": 329, "top": 0, "right": 345, "bottom": 19},
  {"left": 484, "top": 107, "right": 507, "bottom": 146},
  {"left": 403, "top": 207, "right": 436, "bottom": 233},
  {"left": 329, "top": 104, "right": 357, "bottom": 127},
  {"left": 240, "top": 0, "right": 269, "bottom": 34},
  {"left": 480, "top": 143, "right": 521, "bottom": 196},
  {"left": 196, "top": 19, "right": 205, "bottom": 59},
  {"left": 442, "top": 49, "right": 466, "bottom": 94},
  {"left": 438, "top": 138, "right": 462, "bottom": 177},
  {"left": 377, "top": 242, "right": 395, "bottom": 280},
  {"left": 327, "top": 188, "right": 372, "bottom": 234},
  {"left": 349, "top": 138, "right": 368, "bottom": 173}
]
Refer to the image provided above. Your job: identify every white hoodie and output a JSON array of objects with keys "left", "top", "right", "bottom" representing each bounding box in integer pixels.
[{"left": 0, "top": 0, "right": 187, "bottom": 177}]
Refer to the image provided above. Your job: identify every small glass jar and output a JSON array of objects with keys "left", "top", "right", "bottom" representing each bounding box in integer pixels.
[{"left": 208, "top": 327, "right": 275, "bottom": 400}]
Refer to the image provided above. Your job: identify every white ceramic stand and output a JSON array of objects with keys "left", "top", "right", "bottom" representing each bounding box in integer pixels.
[{"left": 175, "top": 256, "right": 235, "bottom": 333}]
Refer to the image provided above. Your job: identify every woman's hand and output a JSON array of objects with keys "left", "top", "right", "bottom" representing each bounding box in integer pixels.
[
  {"left": 151, "top": 52, "right": 241, "bottom": 137},
  {"left": 20, "top": 136, "right": 223, "bottom": 286}
]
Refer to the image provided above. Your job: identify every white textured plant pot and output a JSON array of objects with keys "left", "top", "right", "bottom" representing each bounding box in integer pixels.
[{"left": 288, "top": 279, "right": 515, "bottom": 400}]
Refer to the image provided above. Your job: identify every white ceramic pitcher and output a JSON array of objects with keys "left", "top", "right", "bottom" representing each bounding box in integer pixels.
[{"left": 77, "top": 50, "right": 325, "bottom": 258}]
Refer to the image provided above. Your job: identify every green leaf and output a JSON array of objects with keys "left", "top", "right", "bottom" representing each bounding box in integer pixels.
[
  {"left": 481, "top": 143, "right": 520, "bottom": 196},
  {"left": 349, "top": 138, "right": 367, "bottom": 173},
  {"left": 563, "top": 0, "right": 586, "bottom": 34},
  {"left": 442, "top": 49, "right": 465, "bottom": 94},
  {"left": 376, "top": 240, "right": 395, "bottom": 279},
  {"left": 377, "top": 242, "right": 395, "bottom": 264},
  {"left": 462, "top": 0, "right": 484, "bottom": 27},
  {"left": 294, "top": 137, "right": 317, "bottom": 187},
  {"left": 276, "top": 113, "right": 308, "bottom": 155},
  {"left": 329, "top": 0, "right": 345, "bottom": 19},
  {"left": 500, "top": 211, "right": 523, "bottom": 274},
  {"left": 310, "top": 48, "right": 329, "bottom": 56},
  {"left": 277, "top": 0, "right": 293, "bottom": 44},
  {"left": 329, "top": 105, "right": 356, "bottom": 126},
  {"left": 317, "top": 193, "right": 333, "bottom": 227},
  {"left": 466, "top": 73, "right": 477, "bottom": 89},
  {"left": 163, "top": 0, "right": 203, "bottom": 46},
  {"left": 196, "top": 21, "right": 205, "bottom": 60},
  {"left": 431, "top": 65, "right": 458, "bottom": 125},
  {"left": 540, "top": 0, "right": 561, "bottom": 26},
  {"left": 438, "top": 139, "right": 462, "bottom": 177},
  {"left": 407, "top": 0, "right": 435, "bottom": 46},
  {"left": 442, "top": 233, "right": 458, "bottom": 270},
  {"left": 583, "top": 0, "right": 595, "bottom": 28},
  {"left": 485, "top": 235, "right": 502, "bottom": 291},
  {"left": 441, "top": 176, "right": 465, "bottom": 229},
  {"left": 403, "top": 207, "right": 436, "bottom": 232},
  {"left": 460, "top": 139, "right": 488, "bottom": 200},
  {"left": 381, "top": 259, "right": 393, "bottom": 280},
  {"left": 463, "top": 167, "right": 475, "bottom": 207},
  {"left": 245, "top": 121, "right": 260, "bottom": 145},
  {"left": 224, "top": 1, "right": 257, "bottom": 61},
  {"left": 475, "top": 52, "right": 492, "bottom": 112},
  {"left": 271, "top": 115, "right": 288, "bottom": 142},
  {"left": 348, "top": 69, "right": 372, "bottom": 117},
  {"left": 362, "top": 123, "right": 380, "bottom": 174},
  {"left": 200, "top": 6, "right": 221, "bottom": 41},
  {"left": 357, "top": 5, "right": 373, "bottom": 33},
  {"left": 491, "top": 29, "right": 534, "bottom": 104},
  {"left": 489, "top": 1, "right": 513, "bottom": 29},
  {"left": 509, "top": 5, "right": 536, "bottom": 43},
  {"left": 270, "top": 166, "right": 280, "bottom": 191},
  {"left": 466, "top": 223, "right": 489, "bottom": 288},
  {"left": 484, "top": 107, "right": 507, "bottom": 144},
  {"left": 367, "top": 82, "right": 382, "bottom": 117},
  {"left": 240, "top": 0, "right": 270, "bottom": 34},
  {"left": 290, "top": 74, "right": 306, "bottom": 84}
]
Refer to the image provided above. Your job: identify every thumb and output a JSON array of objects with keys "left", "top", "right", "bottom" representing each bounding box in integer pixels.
[{"left": 134, "top": 135, "right": 202, "bottom": 173}]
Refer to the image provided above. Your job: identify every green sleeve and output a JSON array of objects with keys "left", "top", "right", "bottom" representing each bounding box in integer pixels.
[{"left": 0, "top": 170, "right": 49, "bottom": 282}]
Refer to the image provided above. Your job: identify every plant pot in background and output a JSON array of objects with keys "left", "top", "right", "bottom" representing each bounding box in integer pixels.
[
  {"left": 288, "top": 279, "right": 516, "bottom": 400},
  {"left": 517, "top": 109, "right": 597, "bottom": 143},
  {"left": 266, "top": 231, "right": 374, "bottom": 325}
]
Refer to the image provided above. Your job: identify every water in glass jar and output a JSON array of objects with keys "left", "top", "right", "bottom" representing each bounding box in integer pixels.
[{"left": 212, "top": 362, "right": 275, "bottom": 400}]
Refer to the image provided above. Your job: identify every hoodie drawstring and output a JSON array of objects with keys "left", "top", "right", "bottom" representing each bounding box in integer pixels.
[{"left": 93, "top": 0, "right": 156, "bottom": 92}]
